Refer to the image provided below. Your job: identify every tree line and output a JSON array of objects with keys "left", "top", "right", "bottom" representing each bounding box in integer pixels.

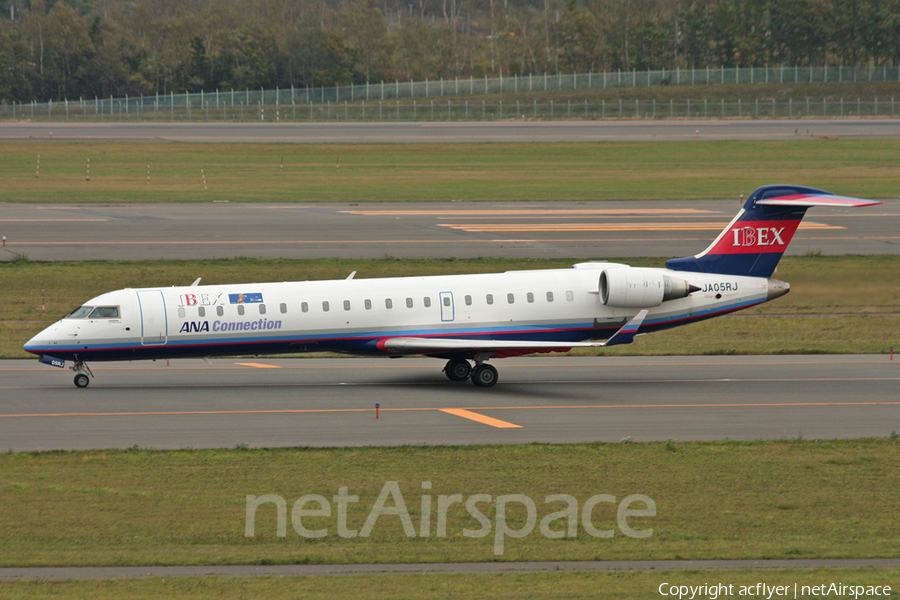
[{"left": 1, "top": 0, "right": 898, "bottom": 103}]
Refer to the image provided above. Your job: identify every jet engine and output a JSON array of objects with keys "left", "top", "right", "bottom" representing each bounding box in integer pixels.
[{"left": 599, "top": 268, "right": 698, "bottom": 308}]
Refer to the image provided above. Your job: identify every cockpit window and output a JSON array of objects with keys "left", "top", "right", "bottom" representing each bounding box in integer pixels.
[
  {"left": 67, "top": 306, "right": 94, "bottom": 319},
  {"left": 88, "top": 306, "right": 120, "bottom": 318}
]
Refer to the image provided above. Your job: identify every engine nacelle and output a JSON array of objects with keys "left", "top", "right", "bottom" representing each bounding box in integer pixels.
[{"left": 599, "top": 268, "right": 696, "bottom": 308}]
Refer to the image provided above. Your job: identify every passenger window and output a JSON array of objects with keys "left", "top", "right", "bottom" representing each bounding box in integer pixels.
[
  {"left": 507, "top": 293, "right": 515, "bottom": 304},
  {"left": 301, "top": 302, "right": 309, "bottom": 313},
  {"left": 423, "top": 297, "right": 431, "bottom": 308},
  {"left": 280, "top": 303, "right": 287, "bottom": 314},
  {"left": 486, "top": 294, "right": 493, "bottom": 305},
  {"left": 365, "top": 299, "right": 372, "bottom": 310},
  {"left": 322, "top": 301, "right": 330, "bottom": 312},
  {"left": 178, "top": 307, "right": 186, "bottom": 318},
  {"left": 385, "top": 299, "right": 393, "bottom": 309},
  {"left": 443, "top": 296, "right": 451, "bottom": 307},
  {"left": 527, "top": 292, "right": 534, "bottom": 303},
  {"left": 566, "top": 291, "right": 574, "bottom": 301},
  {"left": 198, "top": 307, "right": 206, "bottom": 317},
  {"left": 546, "top": 291, "right": 554, "bottom": 302},
  {"left": 217, "top": 306, "right": 224, "bottom": 316},
  {"left": 259, "top": 304, "right": 266, "bottom": 315},
  {"left": 465, "top": 295, "right": 472, "bottom": 306},
  {"left": 237, "top": 305, "right": 245, "bottom": 315},
  {"left": 344, "top": 300, "right": 351, "bottom": 311},
  {"left": 406, "top": 298, "right": 413, "bottom": 308}
]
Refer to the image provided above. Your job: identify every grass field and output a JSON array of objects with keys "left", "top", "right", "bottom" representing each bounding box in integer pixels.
[
  {"left": 1, "top": 568, "right": 897, "bottom": 600},
  {"left": 2, "top": 135, "right": 897, "bottom": 596},
  {"left": 3, "top": 255, "right": 897, "bottom": 358},
  {"left": 2, "top": 139, "right": 899, "bottom": 203},
  {"left": 1, "top": 439, "right": 899, "bottom": 568}
]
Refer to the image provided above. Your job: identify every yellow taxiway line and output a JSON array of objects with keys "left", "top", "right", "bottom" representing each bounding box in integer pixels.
[
  {"left": 438, "top": 408, "right": 522, "bottom": 428},
  {"left": 439, "top": 222, "right": 843, "bottom": 232}
]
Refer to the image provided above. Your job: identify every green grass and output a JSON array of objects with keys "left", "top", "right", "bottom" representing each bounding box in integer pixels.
[
  {"left": 3, "top": 255, "right": 897, "bottom": 358},
  {"left": 1, "top": 439, "right": 899, "bottom": 567},
  {"left": 1, "top": 569, "right": 898, "bottom": 599},
  {"left": 3, "top": 139, "right": 899, "bottom": 203}
]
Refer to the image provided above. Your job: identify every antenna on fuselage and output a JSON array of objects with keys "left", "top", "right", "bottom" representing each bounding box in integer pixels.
[{"left": 191, "top": 278, "right": 202, "bottom": 286}]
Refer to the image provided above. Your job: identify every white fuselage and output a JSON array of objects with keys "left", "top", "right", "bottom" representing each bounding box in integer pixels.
[{"left": 24, "top": 262, "right": 777, "bottom": 363}]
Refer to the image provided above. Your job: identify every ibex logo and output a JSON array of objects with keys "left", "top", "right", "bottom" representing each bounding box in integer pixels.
[{"left": 732, "top": 226, "right": 786, "bottom": 247}]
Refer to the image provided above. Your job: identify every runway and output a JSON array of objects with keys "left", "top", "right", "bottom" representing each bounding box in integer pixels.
[
  {"left": 2, "top": 119, "right": 899, "bottom": 143},
  {"left": 1, "top": 355, "right": 896, "bottom": 452},
  {"left": 4, "top": 199, "right": 896, "bottom": 260}
]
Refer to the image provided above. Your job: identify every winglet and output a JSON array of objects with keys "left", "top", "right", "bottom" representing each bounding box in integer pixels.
[{"left": 601, "top": 309, "right": 649, "bottom": 347}]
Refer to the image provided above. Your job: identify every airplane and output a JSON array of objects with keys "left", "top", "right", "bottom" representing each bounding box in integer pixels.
[{"left": 24, "top": 185, "right": 881, "bottom": 388}]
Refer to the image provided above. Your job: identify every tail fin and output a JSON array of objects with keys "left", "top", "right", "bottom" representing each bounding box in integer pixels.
[{"left": 666, "top": 185, "right": 882, "bottom": 277}]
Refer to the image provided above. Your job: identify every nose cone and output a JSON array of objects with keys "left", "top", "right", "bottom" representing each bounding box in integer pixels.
[
  {"left": 766, "top": 279, "right": 791, "bottom": 301},
  {"left": 24, "top": 324, "right": 56, "bottom": 355},
  {"left": 24, "top": 330, "right": 46, "bottom": 355}
]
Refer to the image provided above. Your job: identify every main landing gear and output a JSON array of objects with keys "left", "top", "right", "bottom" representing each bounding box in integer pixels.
[
  {"left": 443, "top": 358, "right": 498, "bottom": 388},
  {"left": 71, "top": 360, "right": 93, "bottom": 388}
]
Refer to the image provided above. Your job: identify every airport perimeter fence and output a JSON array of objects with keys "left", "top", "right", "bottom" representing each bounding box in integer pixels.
[
  {"left": 2, "top": 65, "right": 899, "bottom": 122},
  {"left": 3, "top": 97, "right": 898, "bottom": 123}
]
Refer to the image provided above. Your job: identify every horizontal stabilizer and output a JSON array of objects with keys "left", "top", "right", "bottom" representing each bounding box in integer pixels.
[{"left": 756, "top": 194, "right": 882, "bottom": 208}]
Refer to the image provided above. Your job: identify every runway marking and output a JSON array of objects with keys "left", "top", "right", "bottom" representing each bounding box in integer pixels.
[
  {"left": 10, "top": 239, "right": 551, "bottom": 245},
  {"left": 437, "top": 215, "right": 729, "bottom": 220},
  {"left": 439, "top": 222, "right": 843, "bottom": 233},
  {"left": 339, "top": 209, "right": 717, "bottom": 216},
  {"left": 234, "top": 362, "right": 281, "bottom": 369},
  {"left": 2, "top": 401, "right": 898, "bottom": 419},
  {"left": 438, "top": 408, "right": 522, "bottom": 429},
  {"left": 12, "top": 235, "right": 893, "bottom": 247}
]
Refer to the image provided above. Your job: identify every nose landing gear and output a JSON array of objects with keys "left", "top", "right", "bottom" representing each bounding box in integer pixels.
[{"left": 71, "top": 360, "right": 94, "bottom": 388}]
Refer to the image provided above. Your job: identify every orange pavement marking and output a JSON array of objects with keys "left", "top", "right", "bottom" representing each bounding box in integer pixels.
[
  {"left": 0, "top": 401, "right": 897, "bottom": 420},
  {"left": 339, "top": 209, "right": 715, "bottom": 216},
  {"left": 439, "top": 222, "right": 842, "bottom": 232},
  {"left": 438, "top": 408, "right": 522, "bottom": 428}
]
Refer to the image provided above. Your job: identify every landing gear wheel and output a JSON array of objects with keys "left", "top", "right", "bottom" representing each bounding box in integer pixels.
[
  {"left": 444, "top": 359, "right": 472, "bottom": 381},
  {"left": 70, "top": 359, "right": 93, "bottom": 388},
  {"left": 471, "top": 364, "right": 498, "bottom": 388}
]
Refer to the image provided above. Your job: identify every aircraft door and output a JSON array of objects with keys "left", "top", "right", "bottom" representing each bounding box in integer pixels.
[
  {"left": 137, "top": 290, "right": 168, "bottom": 346},
  {"left": 439, "top": 291, "right": 455, "bottom": 322}
]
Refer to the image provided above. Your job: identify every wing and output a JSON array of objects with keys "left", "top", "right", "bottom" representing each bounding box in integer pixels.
[{"left": 379, "top": 310, "right": 649, "bottom": 357}]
